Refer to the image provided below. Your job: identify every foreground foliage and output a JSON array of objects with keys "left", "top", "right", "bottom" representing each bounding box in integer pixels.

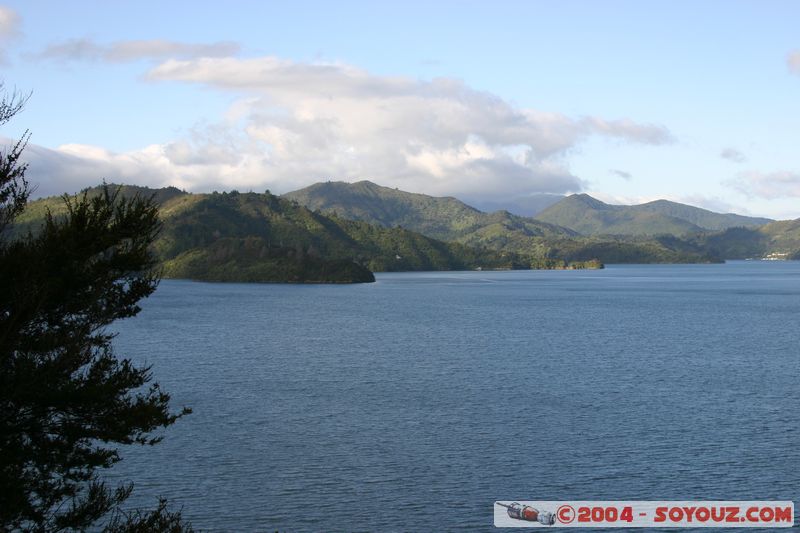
[{"left": 0, "top": 87, "right": 192, "bottom": 531}]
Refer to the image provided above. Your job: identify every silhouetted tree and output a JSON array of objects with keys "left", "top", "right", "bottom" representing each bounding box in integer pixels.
[
  {"left": 0, "top": 85, "right": 192, "bottom": 531},
  {"left": 0, "top": 83, "right": 30, "bottom": 234}
]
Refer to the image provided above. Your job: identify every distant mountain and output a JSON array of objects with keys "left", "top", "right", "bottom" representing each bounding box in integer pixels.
[
  {"left": 283, "top": 180, "right": 575, "bottom": 243},
  {"left": 534, "top": 194, "right": 702, "bottom": 236},
  {"left": 535, "top": 194, "right": 771, "bottom": 236},
  {"left": 19, "top": 182, "right": 789, "bottom": 273},
  {"left": 11, "top": 185, "right": 528, "bottom": 283},
  {"left": 631, "top": 199, "right": 772, "bottom": 231},
  {"left": 283, "top": 181, "right": 723, "bottom": 264}
]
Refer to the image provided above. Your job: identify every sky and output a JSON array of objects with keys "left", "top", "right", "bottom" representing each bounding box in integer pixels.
[{"left": 1, "top": 1, "right": 799, "bottom": 219}]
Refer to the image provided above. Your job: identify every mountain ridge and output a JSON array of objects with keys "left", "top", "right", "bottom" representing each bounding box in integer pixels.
[
  {"left": 283, "top": 180, "right": 576, "bottom": 242},
  {"left": 15, "top": 182, "right": 797, "bottom": 282},
  {"left": 282, "top": 180, "right": 723, "bottom": 263},
  {"left": 10, "top": 184, "right": 531, "bottom": 283},
  {"left": 535, "top": 193, "right": 772, "bottom": 236}
]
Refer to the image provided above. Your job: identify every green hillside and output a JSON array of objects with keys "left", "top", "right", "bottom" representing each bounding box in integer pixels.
[
  {"left": 283, "top": 181, "right": 723, "bottom": 264},
  {"left": 11, "top": 185, "right": 528, "bottom": 283},
  {"left": 161, "top": 238, "right": 376, "bottom": 283},
  {"left": 760, "top": 218, "right": 800, "bottom": 254},
  {"left": 282, "top": 180, "right": 574, "bottom": 242},
  {"left": 633, "top": 199, "right": 772, "bottom": 231},
  {"left": 691, "top": 218, "right": 800, "bottom": 259},
  {"left": 535, "top": 193, "right": 771, "bottom": 236},
  {"left": 18, "top": 181, "right": 789, "bottom": 272}
]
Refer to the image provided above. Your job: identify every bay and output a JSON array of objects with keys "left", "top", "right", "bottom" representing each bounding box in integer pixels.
[{"left": 110, "top": 261, "right": 800, "bottom": 531}]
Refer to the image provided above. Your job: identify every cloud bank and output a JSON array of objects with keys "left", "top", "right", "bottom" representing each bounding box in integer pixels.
[
  {"left": 145, "top": 56, "right": 671, "bottom": 200},
  {"left": 0, "top": 136, "right": 176, "bottom": 198},
  {"left": 14, "top": 54, "right": 674, "bottom": 201}
]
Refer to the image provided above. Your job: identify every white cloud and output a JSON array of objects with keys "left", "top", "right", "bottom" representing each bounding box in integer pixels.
[
  {"left": 10, "top": 54, "right": 675, "bottom": 200},
  {"left": 1, "top": 136, "right": 173, "bottom": 197},
  {"left": 788, "top": 51, "right": 800, "bottom": 75},
  {"left": 37, "top": 38, "right": 240, "bottom": 63},
  {"left": 720, "top": 147, "right": 746, "bottom": 163},
  {"left": 140, "top": 56, "right": 672, "bottom": 199},
  {"left": 727, "top": 170, "right": 800, "bottom": 200}
]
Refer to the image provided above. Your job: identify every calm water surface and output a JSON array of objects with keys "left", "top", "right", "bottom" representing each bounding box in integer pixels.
[{"left": 110, "top": 261, "right": 800, "bottom": 531}]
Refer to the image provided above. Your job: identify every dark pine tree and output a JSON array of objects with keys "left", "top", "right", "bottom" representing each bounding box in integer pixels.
[{"left": 0, "top": 84, "right": 193, "bottom": 531}]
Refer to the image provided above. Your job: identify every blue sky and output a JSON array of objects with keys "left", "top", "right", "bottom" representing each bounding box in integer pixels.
[{"left": 1, "top": 1, "right": 799, "bottom": 218}]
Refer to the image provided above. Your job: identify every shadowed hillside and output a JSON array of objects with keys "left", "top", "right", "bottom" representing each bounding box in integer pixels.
[{"left": 10, "top": 185, "right": 528, "bottom": 282}]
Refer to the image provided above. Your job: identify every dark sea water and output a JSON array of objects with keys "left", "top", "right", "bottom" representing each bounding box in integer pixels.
[{"left": 110, "top": 261, "right": 800, "bottom": 531}]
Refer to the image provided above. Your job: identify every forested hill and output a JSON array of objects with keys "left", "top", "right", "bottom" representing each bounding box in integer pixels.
[
  {"left": 534, "top": 193, "right": 772, "bottom": 236},
  {"left": 17, "top": 183, "right": 797, "bottom": 277},
  {"left": 11, "top": 185, "right": 527, "bottom": 283},
  {"left": 282, "top": 181, "right": 720, "bottom": 263},
  {"left": 690, "top": 218, "right": 800, "bottom": 260},
  {"left": 282, "top": 180, "right": 575, "bottom": 242}
]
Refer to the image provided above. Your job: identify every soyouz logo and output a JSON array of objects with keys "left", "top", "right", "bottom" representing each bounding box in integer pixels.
[{"left": 493, "top": 501, "right": 794, "bottom": 528}]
